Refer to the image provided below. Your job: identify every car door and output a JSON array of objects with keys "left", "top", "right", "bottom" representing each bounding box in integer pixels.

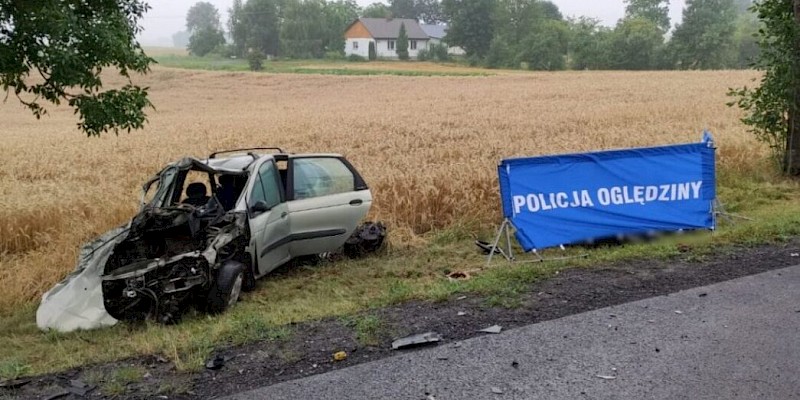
[
  {"left": 287, "top": 156, "right": 372, "bottom": 256},
  {"left": 246, "top": 158, "right": 291, "bottom": 276}
]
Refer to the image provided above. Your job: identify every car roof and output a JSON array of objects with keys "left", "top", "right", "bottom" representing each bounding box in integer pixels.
[{"left": 191, "top": 153, "right": 345, "bottom": 174}]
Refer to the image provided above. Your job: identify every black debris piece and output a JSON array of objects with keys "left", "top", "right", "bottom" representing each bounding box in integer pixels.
[
  {"left": 344, "top": 222, "right": 387, "bottom": 258},
  {"left": 205, "top": 353, "right": 226, "bottom": 370}
]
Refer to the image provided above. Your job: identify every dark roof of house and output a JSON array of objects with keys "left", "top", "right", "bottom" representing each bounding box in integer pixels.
[
  {"left": 357, "top": 18, "right": 429, "bottom": 40},
  {"left": 420, "top": 24, "right": 447, "bottom": 39}
]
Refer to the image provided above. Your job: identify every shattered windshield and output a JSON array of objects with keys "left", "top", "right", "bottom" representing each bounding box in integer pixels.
[{"left": 142, "top": 166, "right": 178, "bottom": 208}]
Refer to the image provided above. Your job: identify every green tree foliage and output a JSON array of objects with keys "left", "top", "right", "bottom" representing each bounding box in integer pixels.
[
  {"left": 396, "top": 23, "right": 410, "bottom": 59},
  {"left": 248, "top": 49, "right": 265, "bottom": 70},
  {"left": 443, "top": 0, "right": 496, "bottom": 58},
  {"left": 729, "top": 0, "right": 800, "bottom": 174},
  {"left": 416, "top": 0, "right": 446, "bottom": 23},
  {"left": 324, "top": 0, "right": 361, "bottom": 55},
  {"left": 242, "top": 0, "right": 281, "bottom": 57},
  {"left": 188, "top": 27, "right": 226, "bottom": 56},
  {"left": 492, "top": 0, "right": 567, "bottom": 70},
  {"left": 0, "top": 0, "right": 153, "bottom": 136},
  {"left": 228, "top": 0, "right": 247, "bottom": 57},
  {"left": 362, "top": 2, "right": 392, "bottom": 18},
  {"left": 733, "top": 8, "right": 762, "bottom": 67},
  {"left": 608, "top": 17, "right": 665, "bottom": 70},
  {"left": 368, "top": 41, "right": 377, "bottom": 60},
  {"left": 186, "top": 2, "right": 221, "bottom": 32},
  {"left": 282, "top": 0, "right": 329, "bottom": 58},
  {"left": 670, "top": 0, "right": 739, "bottom": 69},
  {"left": 186, "top": 2, "right": 225, "bottom": 56},
  {"left": 624, "top": 0, "right": 671, "bottom": 32},
  {"left": 390, "top": 0, "right": 417, "bottom": 19},
  {"left": 568, "top": 17, "right": 613, "bottom": 70}
]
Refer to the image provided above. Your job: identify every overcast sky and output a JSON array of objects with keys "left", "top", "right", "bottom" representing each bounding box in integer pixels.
[{"left": 138, "top": 0, "right": 688, "bottom": 47}]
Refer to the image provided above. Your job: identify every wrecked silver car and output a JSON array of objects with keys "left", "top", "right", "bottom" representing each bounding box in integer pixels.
[{"left": 37, "top": 148, "right": 377, "bottom": 331}]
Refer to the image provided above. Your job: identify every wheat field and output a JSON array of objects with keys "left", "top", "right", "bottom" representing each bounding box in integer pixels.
[{"left": 0, "top": 67, "right": 761, "bottom": 314}]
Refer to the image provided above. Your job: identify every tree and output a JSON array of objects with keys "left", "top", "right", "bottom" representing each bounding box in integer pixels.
[
  {"left": 188, "top": 27, "right": 226, "bottom": 56},
  {"left": 733, "top": 8, "right": 761, "bottom": 67},
  {"left": 229, "top": 0, "right": 248, "bottom": 57},
  {"left": 729, "top": 0, "right": 800, "bottom": 174},
  {"left": 281, "top": 0, "right": 328, "bottom": 58},
  {"left": 362, "top": 2, "right": 392, "bottom": 18},
  {"left": 416, "top": 0, "right": 446, "bottom": 23},
  {"left": 568, "top": 17, "right": 613, "bottom": 70},
  {"left": 608, "top": 17, "right": 665, "bottom": 70},
  {"left": 369, "top": 41, "right": 377, "bottom": 60},
  {"left": 397, "top": 23, "right": 410, "bottom": 59},
  {"left": 670, "top": 0, "right": 739, "bottom": 69},
  {"left": 518, "top": 19, "right": 569, "bottom": 70},
  {"left": 443, "top": 0, "right": 495, "bottom": 58},
  {"left": 390, "top": 0, "right": 417, "bottom": 19},
  {"left": 323, "top": 0, "right": 361, "bottom": 55},
  {"left": 186, "top": 2, "right": 225, "bottom": 56},
  {"left": 186, "top": 2, "right": 221, "bottom": 33},
  {"left": 624, "top": 0, "right": 671, "bottom": 32},
  {"left": 242, "top": 0, "right": 281, "bottom": 57},
  {"left": 0, "top": 0, "right": 153, "bottom": 136}
]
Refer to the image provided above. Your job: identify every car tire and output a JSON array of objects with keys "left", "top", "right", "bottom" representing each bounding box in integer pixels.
[{"left": 206, "top": 261, "right": 245, "bottom": 314}]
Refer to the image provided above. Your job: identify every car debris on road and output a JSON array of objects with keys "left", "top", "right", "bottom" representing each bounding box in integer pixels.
[{"left": 391, "top": 332, "right": 443, "bottom": 350}]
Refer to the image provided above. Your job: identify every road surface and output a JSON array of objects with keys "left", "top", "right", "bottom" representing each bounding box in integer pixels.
[{"left": 223, "top": 265, "right": 800, "bottom": 399}]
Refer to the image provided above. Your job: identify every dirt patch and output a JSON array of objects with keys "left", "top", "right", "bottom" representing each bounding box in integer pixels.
[{"left": 7, "top": 239, "right": 800, "bottom": 399}]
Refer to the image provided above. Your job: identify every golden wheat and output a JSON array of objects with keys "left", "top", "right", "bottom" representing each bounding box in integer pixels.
[{"left": 0, "top": 67, "right": 760, "bottom": 313}]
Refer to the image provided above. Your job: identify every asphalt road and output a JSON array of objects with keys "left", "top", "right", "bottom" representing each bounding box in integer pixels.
[{"left": 223, "top": 265, "right": 800, "bottom": 400}]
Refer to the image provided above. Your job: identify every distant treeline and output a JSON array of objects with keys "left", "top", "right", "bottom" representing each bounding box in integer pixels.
[{"left": 178, "top": 0, "right": 760, "bottom": 70}]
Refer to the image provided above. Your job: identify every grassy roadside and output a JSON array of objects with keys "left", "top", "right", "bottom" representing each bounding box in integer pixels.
[
  {"left": 1, "top": 165, "right": 799, "bottom": 379},
  {"left": 151, "top": 54, "right": 491, "bottom": 76}
]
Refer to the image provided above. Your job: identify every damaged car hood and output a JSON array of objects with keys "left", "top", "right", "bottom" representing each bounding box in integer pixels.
[{"left": 36, "top": 227, "right": 129, "bottom": 332}]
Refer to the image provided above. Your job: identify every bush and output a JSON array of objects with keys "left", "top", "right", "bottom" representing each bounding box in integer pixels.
[
  {"left": 325, "top": 50, "right": 345, "bottom": 60},
  {"left": 417, "top": 48, "right": 430, "bottom": 61},
  {"left": 347, "top": 54, "right": 367, "bottom": 62},
  {"left": 368, "top": 41, "right": 376, "bottom": 61},
  {"left": 431, "top": 43, "right": 450, "bottom": 62},
  {"left": 248, "top": 50, "right": 265, "bottom": 71}
]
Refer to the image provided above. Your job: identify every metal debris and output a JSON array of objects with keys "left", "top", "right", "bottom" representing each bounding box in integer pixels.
[
  {"left": 595, "top": 375, "right": 617, "bottom": 380},
  {"left": 457, "top": 311, "right": 467, "bottom": 316},
  {"left": 205, "top": 353, "right": 226, "bottom": 370},
  {"left": 674, "top": 310, "right": 683, "bottom": 314},
  {"left": 479, "top": 325, "right": 503, "bottom": 334},
  {"left": 456, "top": 296, "right": 467, "bottom": 300},
  {"left": 392, "top": 332, "right": 443, "bottom": 350},
  {"left": 491, "top": 386, "right": 504, "bottom": 394}
]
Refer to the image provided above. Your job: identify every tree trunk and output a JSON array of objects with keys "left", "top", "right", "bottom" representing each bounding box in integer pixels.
[{"left": 788, "top": 0, "right": 800, "bottom": 175}]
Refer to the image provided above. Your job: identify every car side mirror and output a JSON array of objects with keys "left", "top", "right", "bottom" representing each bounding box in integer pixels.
[{"left": 250, "top": 200, "right": 271, "bottom": 214}]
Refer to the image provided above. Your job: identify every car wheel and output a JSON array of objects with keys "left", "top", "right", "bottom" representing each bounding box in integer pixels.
[{"left": 206, "top": 261, "right": 245, "bottom": 314}]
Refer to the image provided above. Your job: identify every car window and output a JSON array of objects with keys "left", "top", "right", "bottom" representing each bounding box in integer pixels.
[
  {"left": 250, "top": 161, "right": 282, "bottom": 209},
  {"left": 293, "top": 158, "right": 355, "bottom": 199}
]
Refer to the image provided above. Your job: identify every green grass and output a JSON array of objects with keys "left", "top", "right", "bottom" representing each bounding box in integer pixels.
[
  {"left": 151, "top": 55, "right": 490, "bottom": 76},
  {"left": 341, "top": 315, "right": 384, "bottom": 346},
  {"left": 100, "top": 366, "right": 145, "bottom": 396},
  {"left": 0, "top": 167, "right": 799, "bottom": 378}
]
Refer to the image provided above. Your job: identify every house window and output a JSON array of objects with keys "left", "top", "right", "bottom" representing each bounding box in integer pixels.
[
  {"left": 388, "top": 40, "right": 395, "bottom": 50},
  {"left": 352, "top": 41, "right": 359, "bottom": 50},
  {"left": 410, "top": 40, "right": 417, "bottom": 50}
]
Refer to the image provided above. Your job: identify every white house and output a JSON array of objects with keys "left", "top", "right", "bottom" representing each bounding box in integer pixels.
[
  {"left": 344, "top": 18, "right": 430, "bottom": 59},
  {"left": 419, "top": 23, "right": 466, "bottom": 56}
]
